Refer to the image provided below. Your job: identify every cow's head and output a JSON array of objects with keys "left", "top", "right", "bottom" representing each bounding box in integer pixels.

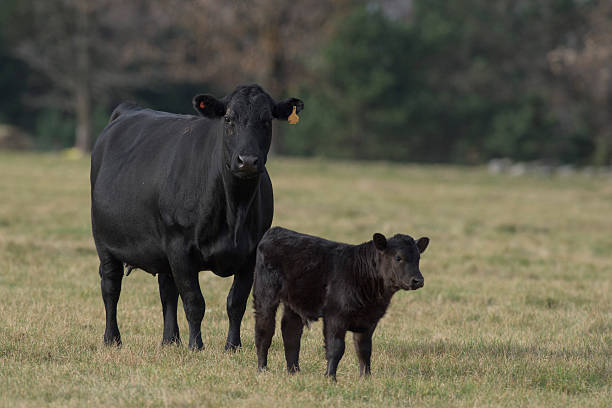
[
  {"left": 193, "top": 84, "right": 303, "bottom": 179},
  {"left": 373, "top": 233, "right": 429, "bottom": 291}
]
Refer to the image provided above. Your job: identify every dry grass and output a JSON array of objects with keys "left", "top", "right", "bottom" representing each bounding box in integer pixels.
[{"left": 0, "top": 152, "right": 610, "bottom": 407}]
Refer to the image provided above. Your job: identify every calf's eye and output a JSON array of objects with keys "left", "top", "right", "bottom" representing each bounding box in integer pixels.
[
  {"left": 395, "top": 255, "right": 402, "bottom": 262},
  {"left": 224, "top": 116, "right": 232, "bottom": 123}
]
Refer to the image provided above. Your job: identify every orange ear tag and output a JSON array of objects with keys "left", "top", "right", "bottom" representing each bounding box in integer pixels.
[
  {"left": 288, "top": 105, "right": 299, "bottom": 125},
  {"left": 199, "top": 102, "right": 206, "bottom": 109}
]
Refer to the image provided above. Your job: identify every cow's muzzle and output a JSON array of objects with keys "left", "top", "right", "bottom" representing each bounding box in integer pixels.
[{"left": 231, "top": 154, "right": 260, "bottom": 179}]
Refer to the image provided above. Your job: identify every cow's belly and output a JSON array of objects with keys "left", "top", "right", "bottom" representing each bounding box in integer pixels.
[{"left": 92, "top": 189, "right": 169, "bottom": 274}]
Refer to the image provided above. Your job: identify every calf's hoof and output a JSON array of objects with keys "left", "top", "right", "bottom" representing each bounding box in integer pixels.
[{"left": 287, "top": 364, "right": 300, "bottom": 374}]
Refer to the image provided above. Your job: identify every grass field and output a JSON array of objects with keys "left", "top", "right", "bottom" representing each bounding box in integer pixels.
[{"left": 0, "top": 152, "right": 610, "bottom": 407}]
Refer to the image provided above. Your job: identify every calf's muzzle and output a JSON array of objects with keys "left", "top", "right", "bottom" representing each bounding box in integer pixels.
[{"left": 409, "top": 277, "right": 424, "bottom": 290}]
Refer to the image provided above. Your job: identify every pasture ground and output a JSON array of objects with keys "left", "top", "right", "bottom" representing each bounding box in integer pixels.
[{"left": 0, "top": 152, "right": 610, "bottom": 407}]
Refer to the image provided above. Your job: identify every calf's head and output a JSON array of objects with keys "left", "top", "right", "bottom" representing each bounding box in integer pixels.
[
  {"left": 193, "top": 84, "right": 303, "bottom": 179},
  {"left": 373, "top": 233, "right": 429, "bottom": 291}
]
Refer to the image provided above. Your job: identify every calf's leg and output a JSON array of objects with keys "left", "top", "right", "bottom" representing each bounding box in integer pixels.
[
  {"left": 353, "top": 326, "right": 375, "bottom": 377},
  {"left": 158, "top": 273, "right": 181, "bottom": 345},
  {"left": 99, "top": 256, "right": 123, "bottom": 346},
  {"left": 281, "top": 306, "right": 304, "bottom": 373},
  {"left": 324, "top": 319, "right": 347, "bottom": 381},
  {"left": 254, "top": 300, "right": 279, "bottom": 371},
  {"left": 253, "top": 261, "right": 282, "bottom": 371},
  {"left": 225, "top": 258, "right": 255, "bottom": 351}
]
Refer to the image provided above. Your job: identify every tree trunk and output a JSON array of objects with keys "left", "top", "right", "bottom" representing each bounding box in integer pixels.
[
  {"left": 263, "top": 13, "right": 288, "bottom": 156},
  {"left": 269, "top": 51, "right": 286, "bottom": 155},
  {"left": 592, "top": 105, "right": 611, "bottom": 166},
  {"left": 75, "top": 81, "right": 92, "bottom": 152},
  {"left": 74, "top": 2, "right": 92, "bottom": 153},
  {"left": 593, "top": 130, "right": 611, "bottom": 166}
]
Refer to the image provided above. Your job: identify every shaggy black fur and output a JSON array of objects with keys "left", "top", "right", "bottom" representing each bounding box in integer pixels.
[{"left": 253, "top": 227, "right": 429, "bottom": 380}]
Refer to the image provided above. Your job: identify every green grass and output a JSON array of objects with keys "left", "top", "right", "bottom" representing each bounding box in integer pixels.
[{"left": 0, "top": 152, "right": 610, "bottom": 407}]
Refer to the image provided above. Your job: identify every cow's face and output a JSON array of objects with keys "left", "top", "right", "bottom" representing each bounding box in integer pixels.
[
  {"left": 193, "top": 85, "right": 303, "bottom": 179},
  {"left": 373, "top": 233, "right": 429, "bottom": 291}
]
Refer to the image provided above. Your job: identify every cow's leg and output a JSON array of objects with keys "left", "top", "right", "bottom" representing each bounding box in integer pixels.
[
  {"left": 158, "top": 273, "right": 181, "bottom": 345},
  {"left": 353, "top": 326, "right": 376, "bottom": 377},
  {"left": 224, "top": 257, "right": 255, "bottom": 351},
  {"left": 170, "top": 258, "right": 205, "bottom": 350},
  {"left": 281, "top": 306, "right": 304, "bottom": 373},
  {"left": 99, "top": 255, "right": 123, "bottom": 346},
  {"left": 323, "top": 319, "right": 346, "bottom": 381},
  {"left": 254, "top": 300, "right": 279, "bottom": 371}
]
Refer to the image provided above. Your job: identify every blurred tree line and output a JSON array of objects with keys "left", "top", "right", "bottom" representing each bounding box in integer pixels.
[{"left": 0, "top": 0, "right": 610, "bottom": 165}]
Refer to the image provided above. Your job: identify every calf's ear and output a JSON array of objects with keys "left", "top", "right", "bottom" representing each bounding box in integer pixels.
[
  {"left": 273, "top": 98, "right": 304, "bottom": 120},
  {"left": 416, "top": 237, "right": 429, "bottom": 253},
  {"left": 193, "top": 94, "right": 226, "bottom": 118},
  {"left": 372, "top": 233, "right": 387, "bottom": 251}
]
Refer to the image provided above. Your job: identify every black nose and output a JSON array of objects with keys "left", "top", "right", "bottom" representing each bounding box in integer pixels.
[
  {"left": 237, "top": 155, "right": 259, "bottom": 172},
  {"left": 410, "top": 277, "right": 424, "bottom": 289}
]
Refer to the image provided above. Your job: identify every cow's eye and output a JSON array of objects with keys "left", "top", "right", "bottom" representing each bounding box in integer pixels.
[
  {"left": 395, "top": 255, "right": 402, "bottom": 262},
  {"left": 224, "top": 116, "right": 232, "bottom": 123}
]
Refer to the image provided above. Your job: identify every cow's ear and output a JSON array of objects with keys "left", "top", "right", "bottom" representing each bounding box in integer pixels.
[
  {"left": 193, "top": 94, "right": 226, "bottom": 118},
  {"left": 416, "top": 237, "right": 429, "bottom": 253},
  {"left": 372, "top": 233, "right": 387, "bottom": 251},
  {"left": 273, "top": 98, "right": 304, "bottom": 120}
]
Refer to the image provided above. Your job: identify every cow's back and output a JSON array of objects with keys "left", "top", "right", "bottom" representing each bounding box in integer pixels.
[{"left": 91, "top": 103, "right": 206, "bottom": 188}]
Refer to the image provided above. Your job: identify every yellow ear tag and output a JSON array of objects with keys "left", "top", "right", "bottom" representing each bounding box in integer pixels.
[{"left": 288, "top": 105, "right": 299, "bottom": 125}]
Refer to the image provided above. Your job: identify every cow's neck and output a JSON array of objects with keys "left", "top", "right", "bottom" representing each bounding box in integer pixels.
[
  {"left": 218, "top": 161, "right": 260, "bottom": 246},
  {"left": 203, "top": 125, "right": 261, "bottom": 247}
]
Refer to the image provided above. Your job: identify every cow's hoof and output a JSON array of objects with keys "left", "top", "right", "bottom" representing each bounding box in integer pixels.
[
  {"left": 103, "top": 336, "right": 122, "bottom": 347},
  {"left": 224, "top": 342, "right": 241, "bottom": 352},
  {"left": 161, "top": 335, "right": 181, "bottom": 346},
  {"left": 324, "top": 372, "right": 337, "bottom": 382},
  {"left": 287, "top": 365, "right": 300, "bottom": 374},
  {"left": 188, "top": 342, "right": 204, "bottom": 351}
]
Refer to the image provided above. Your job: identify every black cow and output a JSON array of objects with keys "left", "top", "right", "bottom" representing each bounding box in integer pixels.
[
  {"left": 253, "top": 227, "right": 429, "bottom": 380},
  {"left": 91, "top": 85, "right": 303, "bottom": 350}
]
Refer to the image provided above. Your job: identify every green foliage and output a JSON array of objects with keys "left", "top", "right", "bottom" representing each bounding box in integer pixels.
[
  {"left": 32, "top": 106, "right": 109, "bottom": 150},
  {"left": 33, "top": 110, "right": 75, "bottom": 150},
  {"left": 485, "top": 96, "right": 559, "bottom": 161},
  {"left": 285, "top": 1, "right": 596, "bottom": 164},
  {"left": 285, "top": 8, "right": 423, "bottom": 161},
  {"left": 0, "top": 0, "right": 605, "bottom": 164},
  {"left": 0, "top": 0, "right": 29, "bottom": 126}
]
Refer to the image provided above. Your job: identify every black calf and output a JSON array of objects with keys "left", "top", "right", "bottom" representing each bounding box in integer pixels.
[{"left": 253, "top": 227, "right": 429, "bottom": 380}]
